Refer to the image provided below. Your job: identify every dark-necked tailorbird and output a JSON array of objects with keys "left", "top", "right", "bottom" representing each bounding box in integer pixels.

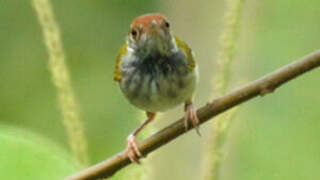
[{"left": 114, "top": 13, "right": 200, "bottom": 163}]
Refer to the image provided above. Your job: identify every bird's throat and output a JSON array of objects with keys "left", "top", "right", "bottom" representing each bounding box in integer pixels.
[{"left": 130, "top": 35, "right": 177, "bottom": 59}]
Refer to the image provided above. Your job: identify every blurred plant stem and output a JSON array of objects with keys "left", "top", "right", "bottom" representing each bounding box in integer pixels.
[
  {"left": 32, "top": 0, "right": 89, "bottom": 168},
  {"left": 202, "top": 0, "right": 245, "bottom": 179},
  {"left": 122, "top": 112, "right": 156, "bottom": 180}
]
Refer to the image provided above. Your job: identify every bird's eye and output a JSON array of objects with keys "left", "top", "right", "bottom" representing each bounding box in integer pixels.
[
  {"left": 131, "top": 29, "right": 138, "bottom": 37},
  {"left": 165, "top": 22, "right": 170, "bottom": 28}
]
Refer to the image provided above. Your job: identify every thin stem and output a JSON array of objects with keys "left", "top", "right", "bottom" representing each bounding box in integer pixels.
[
  {"left": 204, "top": 0, "right": 246, "bottom": 179},
  {"left": 32, "top": 0, "right": 89, "bottom": 168},
  {"left": 65, "top": 50, "right": 320, "bottom": 180}
]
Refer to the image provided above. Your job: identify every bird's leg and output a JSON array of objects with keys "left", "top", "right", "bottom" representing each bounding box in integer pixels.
[
  {"left": 184, "top": 100, "right": 201, "bottom": 136},
  {"left": 127, "top": 112, "right": 156, "bottom": 164}
]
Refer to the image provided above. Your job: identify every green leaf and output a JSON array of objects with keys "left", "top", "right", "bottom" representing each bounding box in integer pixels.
[{"left": 0, "top": 125, "right": 78, "bottom": 180}]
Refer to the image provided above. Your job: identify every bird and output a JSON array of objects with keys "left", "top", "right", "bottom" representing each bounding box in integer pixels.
[{"left": 113, "top": 13, "right": 200, "bottom": 163}]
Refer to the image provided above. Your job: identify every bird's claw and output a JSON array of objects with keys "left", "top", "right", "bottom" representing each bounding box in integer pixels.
[
  {"left": 127, "top": 134, "right": 142, "bottom": 164},
  {"left": 184, "top": 104, "right": 201, "bottom": 136}
]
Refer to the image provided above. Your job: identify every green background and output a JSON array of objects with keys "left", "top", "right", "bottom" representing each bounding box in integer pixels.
[{"left": 0, "top": 0, "right": 320, "bottom": 180}]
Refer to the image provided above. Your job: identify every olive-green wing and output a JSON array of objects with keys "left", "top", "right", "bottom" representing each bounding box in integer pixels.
[
  {"left": 113, "top": 42, "right": 128, "bottom": 82},
  {"left": 174, "top": 36, "right": 196, "bottom": 71}
]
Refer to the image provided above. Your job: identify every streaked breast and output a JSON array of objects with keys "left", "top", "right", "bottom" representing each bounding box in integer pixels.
[{"left": 119, "top": 50, "right": 197, "bottom": 112}]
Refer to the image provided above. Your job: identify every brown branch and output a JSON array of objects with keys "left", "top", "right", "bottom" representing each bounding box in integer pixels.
[{"left": 65, "top": 50, "right": 320, "bottom": 180}]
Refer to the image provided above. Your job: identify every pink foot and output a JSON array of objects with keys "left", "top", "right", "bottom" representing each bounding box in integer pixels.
[
  {"left": 127, "top": 134, "right": 142, "bottom": 164},
  {"left": 184, "top": 104, "right": 201, "bottom": 136}
]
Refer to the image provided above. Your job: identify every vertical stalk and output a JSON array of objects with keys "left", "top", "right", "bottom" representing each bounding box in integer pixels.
[
  {"left": 202, "top": 0, "right": 245, "bottom": 179},
  {"left": 32, "top": 0, "right": 89, "bottom": 168}
]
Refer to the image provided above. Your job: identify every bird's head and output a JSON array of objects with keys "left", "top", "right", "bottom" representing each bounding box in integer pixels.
[{"left": 128, "top": 13, "right": 177, "bottom": 56}]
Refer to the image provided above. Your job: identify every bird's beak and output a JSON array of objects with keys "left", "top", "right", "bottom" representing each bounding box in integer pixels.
[{"left": 148, "top": 20, "right": 163, "bottom": 38}]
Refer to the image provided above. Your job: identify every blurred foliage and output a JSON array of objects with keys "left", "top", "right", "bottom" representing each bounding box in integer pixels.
[
  {"left": 0, "top": 125, "right": 77, "bottom": 180},
  {"left": 203, "top": 0, "right": 245, "bottom": 179},
  {"left": 32, "top": 0, "right": 90, "bottom": 167},
  {"left": 0, "top": 0, "right": 320, "bottom": 180}
]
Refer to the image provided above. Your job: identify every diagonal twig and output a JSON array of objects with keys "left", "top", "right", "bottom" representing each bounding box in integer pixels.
[{"left": 66, "top": 50, "right": 320, "bottom": 180}]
